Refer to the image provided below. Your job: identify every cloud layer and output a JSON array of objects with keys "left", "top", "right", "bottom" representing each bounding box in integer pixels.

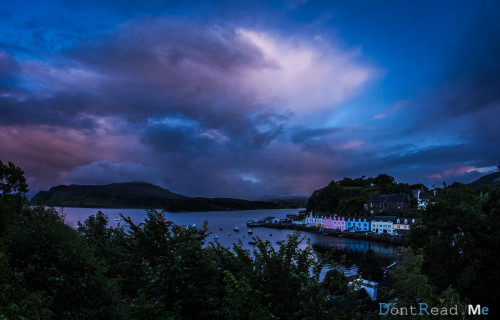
[{"left": 1, "top": 2, "right": 499, "bottom": 198}]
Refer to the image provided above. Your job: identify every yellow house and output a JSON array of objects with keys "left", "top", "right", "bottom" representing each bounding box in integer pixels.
[{"left": 393, "top": 218, "right": 416, "bottom": 235}]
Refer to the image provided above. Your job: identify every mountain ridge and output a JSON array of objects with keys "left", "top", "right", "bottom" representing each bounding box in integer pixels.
[
  {"left": 31, "top": 182, "right": 297, "bottom": 211},
  {"left": 469, "top": 171, "right": 500, "bottom": 190}
]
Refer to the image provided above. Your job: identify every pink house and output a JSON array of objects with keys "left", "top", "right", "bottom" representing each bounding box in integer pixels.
[
  {"left": 323, "top": 217, "right": 334, "bottom": 229},
  {"left": 323, "top": 215, "right": 345, "bottom": 231}
]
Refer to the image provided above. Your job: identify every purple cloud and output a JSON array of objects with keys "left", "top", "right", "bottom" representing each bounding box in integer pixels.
[{"left": 1, "top": 4, "right": 498, "bottom": 200}]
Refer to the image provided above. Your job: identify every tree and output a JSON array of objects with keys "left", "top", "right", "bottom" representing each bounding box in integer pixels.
[
  {"left": 0, "top": 161, "right": 28, "bottom": 196},
  {"left": 0, "top": 253, "right": 53, "bottom": 319},
  {"left": 406, "top": 183, "right": 500, "bottom": 308},
  {"left": 374, "top": 174, "right": 396, "bottom": 187},
  {"left": 120, "top": 210, "right": 221, "bottom": 319},
  {"left": 389, "top": 251, "right": 436, "bottom": 305},
  {"left": 359, "top": 249, "right": 383, "bottom": 281},
  {"left": 3, "top": 206, "right": 124, "bottom": 319},
  {"left": 387, "top": 251, "right": 468, "bottom": 320},
  {"left": 0, "top": 161, "right": 29, "bottom": 234},
  {"left": 323, "top": 268, "right": 348, "bottom": 295}
]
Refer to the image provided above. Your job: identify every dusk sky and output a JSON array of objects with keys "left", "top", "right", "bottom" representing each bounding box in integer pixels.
[{"left": 1, "top": 0, "right": 499, "bottom": 199}]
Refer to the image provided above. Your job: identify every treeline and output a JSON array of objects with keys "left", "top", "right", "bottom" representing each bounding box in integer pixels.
[
  {"left": 165, "top": 197, "right": 287, "bottom": 211},
  {"left": 394, "top": 182, "right": 500, "bottom": 315},
  {"left": 306, "top": 174, "right": 428, "bottom": 215}
]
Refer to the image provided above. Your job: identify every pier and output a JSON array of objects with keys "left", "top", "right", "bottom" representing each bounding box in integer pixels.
[{"left": 246, "top": 221, "right": 405, "bottom": 245}]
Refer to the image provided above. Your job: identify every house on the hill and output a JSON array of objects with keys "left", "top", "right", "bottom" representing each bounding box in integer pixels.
[
  {"left": 365, "top": 193, "right": 411, "bottom": 213},
  {"left": 411, "top": 190, "right": 435, "bottom": 209}
]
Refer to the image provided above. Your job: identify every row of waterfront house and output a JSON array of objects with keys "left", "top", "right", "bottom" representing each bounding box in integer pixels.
[
  {"left": 295, "top": 191, "right": 433, "bottom": 235},
  {"left": 252, "top": 192, "right": 433, "bottom": 235},
  {"left": 301, "top": 214, "right": 416, "bottom": 235}
]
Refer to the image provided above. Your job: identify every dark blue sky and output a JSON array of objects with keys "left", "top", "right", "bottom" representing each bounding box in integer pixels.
[{"left": 1, "top": 0, "right": 499, "bottom": 198}]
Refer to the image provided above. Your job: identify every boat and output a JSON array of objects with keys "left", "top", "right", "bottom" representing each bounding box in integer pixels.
[
  {"left": 219, "top": 227, "right": 223, "bottom": 231},
  {"left": 214, "top": 235, "right": 219, "bottom": 239},
  {"left": 233, "top": 227, "right": 239, "bottom": 232},
  {"left": 114, "top": 217, "right": 121, "bottom": 221},
  {"left": 248, "top": 229, "right": 253, "bottom": 234},
  {"left": 227, "top": 232, "right": 231, "bottom": 236},
  {"left": 192, "top": 224, "right": 197, "bottom": 228}
]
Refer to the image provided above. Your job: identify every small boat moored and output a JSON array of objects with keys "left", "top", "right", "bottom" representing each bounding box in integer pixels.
[
  {"left": 248, "top": 229, "right": 253, "bottom": 234},
  {"left": 233, "top": 227, "right": 240, "bottom": 232},
  {"left": 114, "top": 217, "right": 122, "bottom": 221}
]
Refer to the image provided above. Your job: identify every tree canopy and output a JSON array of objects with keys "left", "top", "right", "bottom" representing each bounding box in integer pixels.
[{"left": 2, "top": 161, "right": 498, "bottom": 319}]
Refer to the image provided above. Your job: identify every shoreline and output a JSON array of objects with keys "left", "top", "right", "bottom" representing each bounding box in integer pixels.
[{"left": 247, "top": 222, "right": 405, "bottom": 245}]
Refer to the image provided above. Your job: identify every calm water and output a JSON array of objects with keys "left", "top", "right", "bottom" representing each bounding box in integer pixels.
[{"left": 59, "top": 207, "right": 399, "bottom": 263}]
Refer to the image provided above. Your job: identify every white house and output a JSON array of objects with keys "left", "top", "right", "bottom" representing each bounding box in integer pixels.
[
  {"left": 304, "top": 213, "right": 324, "bottom": 227},
  {"left": 349, "top": 278, "right": 379, "bottom": 301},
  {"left": 370, "top": 216, "right": 396, "bottom": 234},
  {"left": 412, "top": 190, "right": 436, "bottom": 209}
]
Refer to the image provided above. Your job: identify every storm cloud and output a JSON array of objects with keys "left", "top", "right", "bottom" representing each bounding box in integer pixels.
[{"left": 0, "top": 1, "right": 498, "bottom": 199}]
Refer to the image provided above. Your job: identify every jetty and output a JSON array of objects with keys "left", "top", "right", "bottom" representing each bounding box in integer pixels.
[{"left": 246, "top": 220, "right": 405, "bottom": 245}]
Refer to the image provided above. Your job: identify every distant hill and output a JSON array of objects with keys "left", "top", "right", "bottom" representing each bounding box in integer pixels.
[
  {"left": 469, "top": 172, "right": 500, "bottom": 190},
  {"left": 31, "top": 182, "right": 286, "bottom": 211},
  {"left": 260, "top": 195, "right": 308, "bottom": 207},
  {"left": 32, "top": 182, "right": 186, "bottom": 208}
]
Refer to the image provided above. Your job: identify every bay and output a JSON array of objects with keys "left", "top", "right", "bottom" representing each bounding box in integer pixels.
[{"left": 59, "top": 207, "right": 400, "bottom": 263}]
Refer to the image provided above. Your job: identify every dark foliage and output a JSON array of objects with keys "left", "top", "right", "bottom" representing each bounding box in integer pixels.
[
  {"left": 405, "top": 182, "right": 500, "bottom": 312},
  {"left": 306, "top": 174, "right": 425, "bottom": 215},
  {"left": 2, "top": 161, "right": 498, "bottom": 319}
]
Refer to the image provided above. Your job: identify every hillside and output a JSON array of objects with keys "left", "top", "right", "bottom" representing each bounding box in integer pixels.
[
  {"left": 31, "top": 182, "right": 286, "bottom": 211},
  {"left": 469, "top": 172, "right": 500, "bottom": 190},
  {"left": 260, "top": 195, "right": 309, "bottom": 207},
  {"left": 306, "top": 174, "right": 425, "bottom": 215}
]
